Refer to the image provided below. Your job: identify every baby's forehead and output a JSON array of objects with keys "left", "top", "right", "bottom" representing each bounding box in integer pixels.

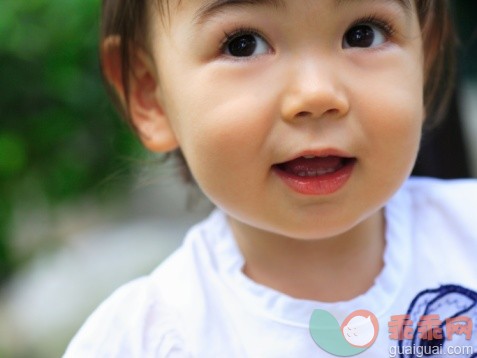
[{"left": 153, "top": 0, "right": 415, "bottom": 19}]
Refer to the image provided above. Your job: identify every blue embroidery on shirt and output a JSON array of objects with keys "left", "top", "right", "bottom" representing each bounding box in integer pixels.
[{"left": 398, "top": 285, "right": 477, "bottom": 358}]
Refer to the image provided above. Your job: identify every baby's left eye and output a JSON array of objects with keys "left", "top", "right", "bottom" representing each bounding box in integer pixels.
[{"left": 342, "top": 24, "right": 387, "bottom": 49}]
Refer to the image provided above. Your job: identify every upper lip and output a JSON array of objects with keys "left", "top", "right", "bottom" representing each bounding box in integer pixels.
[{"left": 275, "top": 148, "right": 355, "bottom": 164}]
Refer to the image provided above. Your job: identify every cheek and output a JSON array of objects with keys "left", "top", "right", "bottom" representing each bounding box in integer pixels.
[
  {"left": 362, "top": 77, "right": 424, "bottom": 176},
  {"left": 363, "top": 60, "right": 424, "bottom": 140},
  {"left": 167, "top": 68, "right": 277, "bottom": 161},
  {"left": 162, "top": 68, "right": 279, "bottom": 195}
]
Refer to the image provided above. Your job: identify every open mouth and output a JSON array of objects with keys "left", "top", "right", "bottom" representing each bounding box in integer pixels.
[
  {"left": 272, "top": 155, "right": 357, "bottom": 195},
  {"left": 273, "top": 155, "right": 356, "bottom": 178}
]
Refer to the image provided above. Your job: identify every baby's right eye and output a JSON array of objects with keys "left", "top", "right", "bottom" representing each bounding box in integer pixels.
[{"left": 222, "top": 29, "right": 270, "bottom": 58}]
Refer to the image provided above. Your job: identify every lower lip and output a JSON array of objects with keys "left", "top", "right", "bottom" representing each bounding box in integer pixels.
[{"left": 272, "top": 159, "right": 356, "bottom": 196}]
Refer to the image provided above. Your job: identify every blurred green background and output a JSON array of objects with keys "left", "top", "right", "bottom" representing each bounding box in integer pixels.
[
  {"left": 0, "top": 0, "right": 142, "bottom": 282},
  {"left": 0, "top": 0, "right": 475, "bottom": 357}
]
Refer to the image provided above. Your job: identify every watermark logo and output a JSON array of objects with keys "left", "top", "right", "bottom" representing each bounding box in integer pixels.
[
  {"left": 309, "top": 309, "right": 379, "bottom": 356},
  {"left": 309, "top": 309, "right": 474, "bottom": 356},
  {"left": 388, "top": 314, "right": 473, "bottom": 341}
]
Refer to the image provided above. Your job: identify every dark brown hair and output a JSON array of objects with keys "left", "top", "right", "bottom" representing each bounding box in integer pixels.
[{"left": 100, "top": 0, "right": 456, "bottom": 177}]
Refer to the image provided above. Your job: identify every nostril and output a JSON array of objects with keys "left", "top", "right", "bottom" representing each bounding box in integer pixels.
[
  {"left": 296, "top": 111, "right": 312, "bottom": 118},
  {"left": 325, "top": 108, "right": 339, "bottom": 116}
]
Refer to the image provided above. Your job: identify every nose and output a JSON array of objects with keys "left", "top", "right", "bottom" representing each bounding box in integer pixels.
[{"left": 280, "top": 57, "right": 350, "bottom": 122}]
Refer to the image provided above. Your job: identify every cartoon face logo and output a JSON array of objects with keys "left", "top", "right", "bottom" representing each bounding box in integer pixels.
[
  {"left": 309, "top": 309, "right": 379, "bottom": 356},
  {"left": 341, "top": 312, "right": 379, "bottom": 348}
]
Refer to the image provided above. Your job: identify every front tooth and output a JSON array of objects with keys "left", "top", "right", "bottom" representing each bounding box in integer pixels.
[
  {"left": 298, "top": 171, "right": 307, "bottom": 177},
  {"left": 307, "top": 170, "right": 317, "bottom": 176},
  {"left": 316, "top": 168, "right": 333, "bottom": 175},
  {"left": 303, "top": 155, "right": 316, "bottom": 159}
]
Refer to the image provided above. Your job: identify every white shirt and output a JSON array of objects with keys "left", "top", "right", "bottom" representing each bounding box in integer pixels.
[{"left": 64, "top": 178, "right": 477, "bottom": 357}]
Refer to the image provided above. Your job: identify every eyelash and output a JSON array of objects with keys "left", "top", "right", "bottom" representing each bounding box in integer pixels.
[{"left": 348, "top": 14, "right": 397, "bottom": 40}]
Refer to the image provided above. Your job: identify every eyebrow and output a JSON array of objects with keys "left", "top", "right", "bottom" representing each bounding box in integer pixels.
[
  {"left": 194, "top": 0, "right": 285, "bottom": 25},
  {"left": 194, "top": 0, "right": 412, "bottom": 25},
  {"left": 336, "top": 0, "right": 412, "bottom": 13}
]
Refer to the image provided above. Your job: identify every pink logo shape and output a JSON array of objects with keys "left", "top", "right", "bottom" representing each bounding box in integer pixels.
[{"left": 341, "top": 309, "right": 379, "bottom": 348}]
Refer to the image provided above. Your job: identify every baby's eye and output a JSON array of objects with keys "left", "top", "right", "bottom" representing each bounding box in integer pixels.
[
  {"left": 342, "top": 24, "right": 387, "bottom": 49},
  {"left": 223, "top": 31, "right": 270, "bottom": 57}
]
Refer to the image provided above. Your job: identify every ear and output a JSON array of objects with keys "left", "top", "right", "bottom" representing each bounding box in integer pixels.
[{"left": 101, "top": 36, "right": 179, "bottom": 153}]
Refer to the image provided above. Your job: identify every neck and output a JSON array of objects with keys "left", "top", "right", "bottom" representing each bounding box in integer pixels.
[{"left": 228, "top": 210, "right": 385, "bottom": 302}]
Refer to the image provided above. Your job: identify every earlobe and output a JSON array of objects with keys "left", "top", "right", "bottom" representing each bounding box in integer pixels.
[
  {"left": 128, "top": 49, "right": 179, "bottom": 152},
  {"left": 101, "top": 36, "right": 179, "bottom": 153}
]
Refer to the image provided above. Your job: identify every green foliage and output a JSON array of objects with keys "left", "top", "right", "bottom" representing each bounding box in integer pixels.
[{"left": 0, "top": 0, "right": 141, "bottom": 280}]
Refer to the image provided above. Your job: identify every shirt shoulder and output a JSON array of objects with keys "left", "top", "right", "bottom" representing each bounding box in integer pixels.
[
  {"left": 63, "top": 211, "right": 223, "bottom": 358},
  {"left": 395, "top": 177, "right": 477, "bottom": 285},
  {"left": 63, "top": 276, "right": 191, "bottom": 357},
  {"left": 403, "top": 177, "right": 477, "bottom": 226}
]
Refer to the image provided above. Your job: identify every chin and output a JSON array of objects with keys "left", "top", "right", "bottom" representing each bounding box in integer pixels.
[
  {"left": 272, "top": 207, "right": 381, "bottom": 241},
  {"left": 270, "top": 221, "right": 357, "bottom": 241}
]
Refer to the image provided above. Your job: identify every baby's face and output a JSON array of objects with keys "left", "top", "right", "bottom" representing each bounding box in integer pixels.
[{"left": 148, "top": 0, "right": 424, "bottom": 239}]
